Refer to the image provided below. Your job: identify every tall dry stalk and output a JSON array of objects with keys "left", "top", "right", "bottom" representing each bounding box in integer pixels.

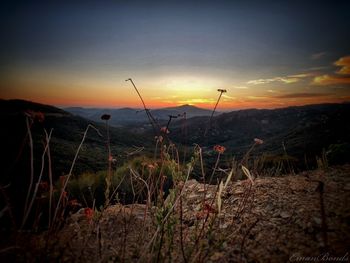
[
  {"left": 101, "top": 114, "right": 112, "bottom": 206},
  {"left": 126, "top": 78, "right": 160, "bottom": 135},
  {"left": 52, "top": 124, "right": 101, "bottom": 227},
  {"left": 21, "top": 129, "right": 53, "bottom": 229},
  {"left": 204, "top": 89, "right": 227, "bottom": 137},
  {"left": 23, "top": 117, "right": 34, "bottom": 218},
  {"left": 44, "top": 129, "right": 54, "bottom": 228}
]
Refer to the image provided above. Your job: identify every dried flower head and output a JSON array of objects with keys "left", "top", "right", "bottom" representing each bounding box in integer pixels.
[
  {"left": 254, "top": 138, "right": 264, "bottom": 145},
  {"left": 39, "top": 181, "right": 49, "bottom": 192},
  {"left": 213, "top": 145, "right": 226, "bottom": 154},
  {"left": 160, "top": 126, "right": 170, "bottom": 134},
  {"left": 147, "top": 164, "right": 155, "bottom": 170},
  {"left": 101, "top": 114, "right": 111, "bottom": 121},
  {"left": 84, "top": 207, "right": 94, "bottom": 220},
  {"left": 147, "top": 162, "right": 158, "bottom": 170},
  {"left": 108, "top": 155, "right": 117, "bottom": 163},
  {"left": 157, "top": 135, "right": 164, "bottom": 143}
]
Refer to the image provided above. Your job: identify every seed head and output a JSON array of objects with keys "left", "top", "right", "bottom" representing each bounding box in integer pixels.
[
  {"left": 254, "top": 138, "right": 264, "bottom": 145},
  {"left": 101, "top": 114, "right": 111, "bottom": 121}
]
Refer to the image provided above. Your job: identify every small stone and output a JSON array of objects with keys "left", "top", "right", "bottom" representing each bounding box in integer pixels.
[
  {"left": 313, "top": 217, "right": 322, "bottom": 225},
  {"left": 280, "top": 211, "right": 291, "bottom": 218},
  {"left": 210, "top": 252, "right": 224, "bottom": 261}
]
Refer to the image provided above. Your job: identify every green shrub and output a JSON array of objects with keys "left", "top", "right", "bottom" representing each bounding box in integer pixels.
[{"left": 326, "top": 143, "right": 350, "bottom": 165}]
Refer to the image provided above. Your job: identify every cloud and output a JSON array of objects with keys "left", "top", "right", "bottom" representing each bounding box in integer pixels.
[
  {"left": 177, "top": 98, "right": 216, "bottom": 105},
  {"left": 247, "top": 77, "right": 298, "bottom": 85},
  {"left": 233, "top": 86, "right": 249, "bottom": 89},
  {"left": 274, "top": 92, "right": 331, "bottom": 99},
  {"left": 312, "top": 74, "right": 350, "bottom": 86},
  {"left": 222, "top": 94, "right": 236, "bottom": 99},
  {"left": 334, "top": 56, "right": 350, "bottom": 75},
  {"left": 311, "top": 52, "right": 326, "bottom": 60},
  {"left": 312, "top": 56, "right": 350, "bottom": 86},
  {"left": 288, "top": 73, "right": 314, "bottom": 78},
  {"left": 247, "top": 73, "right": 314, "bottom": 86}
]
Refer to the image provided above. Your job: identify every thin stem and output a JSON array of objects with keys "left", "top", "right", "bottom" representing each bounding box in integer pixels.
[
  {"left": 21, "top": 129, "right": 53, "bottom": 229},
  {"left": 126, "top": 78, "right": 159, "bottom": 135},
  {"left": 46, "top": 129, "right": 53, "bottom": 228},
  {"left": 208, "top": 153, "right": 221, "bottom": 185},
  {"left": 204, "top": 90, "right": 225, "bottom": 137},
  {"left": 105, "top": 120, "right": 112, "bottom": 206},
  {"left": 52, "top": 124, "right": 101, "bottom": 227},
  {"left": 179, "top": 196, "right": 188, "bottom": 263},
  {"left": 23, "top": 117, "right": 34, "bottom": 219}
]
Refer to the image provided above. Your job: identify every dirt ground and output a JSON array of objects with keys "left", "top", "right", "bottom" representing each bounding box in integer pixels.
[{"left": 3, "top": 165, "right": 350, "bottom": 262}]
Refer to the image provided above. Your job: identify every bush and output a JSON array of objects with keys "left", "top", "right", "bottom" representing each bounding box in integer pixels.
[
  {"left": 326, "top": 143, "right": 350, "bottom": 165},
  {"left": 66, "top": 156, "right": 175, "bottom": 208}
]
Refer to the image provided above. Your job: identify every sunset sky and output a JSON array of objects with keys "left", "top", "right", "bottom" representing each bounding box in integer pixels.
[{"left": 1, "top": 1, "right": 350, "bottom": 109}]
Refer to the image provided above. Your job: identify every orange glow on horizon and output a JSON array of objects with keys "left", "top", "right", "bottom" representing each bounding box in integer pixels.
[
  {"left": 1, "top": 62, "right": 349, "bottom": 110},
  {"left": 1, "top": 92, "right": 348, "bottom": 111}
]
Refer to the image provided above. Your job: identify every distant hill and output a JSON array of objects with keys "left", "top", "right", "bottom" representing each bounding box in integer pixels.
[
  {"left": 64, "top": 104, "right": 219, "bottom": 127},
  {"left": 0, "top": 99, "right": 151, "bottom": 182},
  {"left": 169, "top": 102, "right": 350, "bottom": 168}
]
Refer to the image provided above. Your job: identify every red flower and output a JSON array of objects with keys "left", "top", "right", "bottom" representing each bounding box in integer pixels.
[
  {"left": 84, "top": 207, "right": 94, "bottom": 220},
  {"left": 213, "top": 145, "right": 226, "bottom": 154},
  {"left": 160, "top": 127, "right": 170, "bottom": 134},
  {"left": 196, "top": 203, "right": 217, "bottom": 219},
  {"left": 39, "top": 181, "right": 49, "bottom": 191},
  {"left": 108, "top": 155, "right": 117, "bottom": 163},
  {"left": 24, "top": 110, "right": 45, "bottom": 123},
  {"left": 204, "top": 203, "right": 217, "bottom": 213}
]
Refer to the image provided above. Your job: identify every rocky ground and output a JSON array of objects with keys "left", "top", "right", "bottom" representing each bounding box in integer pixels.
[{"left": 3, "top": 165, "right": 350, "bottom": 262}]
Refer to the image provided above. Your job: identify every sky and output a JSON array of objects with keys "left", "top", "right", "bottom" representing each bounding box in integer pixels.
[{"left": 0, "top": 0, "right": 350, "bottom": 109}]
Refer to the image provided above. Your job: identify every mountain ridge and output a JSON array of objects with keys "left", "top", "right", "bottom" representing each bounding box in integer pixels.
[{"left": 64, "top": 104, "right": 220, "bottom": 126}]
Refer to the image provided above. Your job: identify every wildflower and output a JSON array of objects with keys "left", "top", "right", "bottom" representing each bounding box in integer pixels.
[
  {"left": 156, "top": 135, "right": 163, "bottom": 143},
  {"left": 147, "top": 164, "right": 155, "bottom": 170},
  {"left": 101, "top": 114, "right": 111, "bottom": 120},
  {"left": 254, "top": 138, "right": 264, "bottom": 145},
  {"left": 196, "top": 211, "right": 206, "bottom": 220},
  {"left": 39, "top": 181, "right": 49, "bottom": 191},
  {"left": 108, "top": 155, "right": 117, "bottom": 163},
  {"left": 213, "top": 145, "right": 226, "bottom": 154},
  {"left": 84, "top": 207, "right": 94, "bottom": 220},
  {"left": 160, "top": 126, "right": 170, "bottom": 134},
  {"left": 147, "top": 163, "right": 158, "bottom": 170},
  {"left": 24, "top": 110, "right": 45, "bottom": 123},
  {"left": 196, "top": 203, "right": 217, "bottom": 219}
]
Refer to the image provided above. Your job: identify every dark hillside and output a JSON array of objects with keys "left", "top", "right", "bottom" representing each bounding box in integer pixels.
[
  {"left": 169, "top": 103, "right": 350, "bottom": 168},
  {"left": 0, "top": 99, "right": 151, "bottom": 223}
]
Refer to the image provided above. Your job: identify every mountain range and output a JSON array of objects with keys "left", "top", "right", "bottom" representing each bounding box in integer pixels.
[
  {"left": 64, "top": 104, "right": 218, "bottom": 127},
  {"left": 2, "top": 99, "right": 350, "bottom": 181}
]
